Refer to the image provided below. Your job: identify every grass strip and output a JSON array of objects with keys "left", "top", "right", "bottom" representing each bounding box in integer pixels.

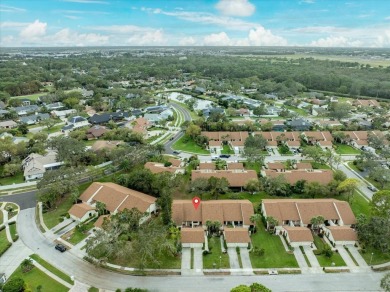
[{"left": 30, "top": 254, "right": 74, "bottom": 285}]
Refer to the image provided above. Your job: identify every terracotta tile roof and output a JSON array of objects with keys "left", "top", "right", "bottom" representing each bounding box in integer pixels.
[
  {"left": 295, "top": 163, "right": 312, "bottom": 170},
  {"left": 199, "top": 163, "right": 216, "bottom": 170},
  {"left": 79, "top": 182, "right": 156, "bottom": 213},
  {"left": 283, "top": 227, "right": 313, "bottom": 242},
  {"left": 192, "top": 170, "right": 257, "bottom": 187},
  {"left": 264, "top": 169, "right": 333, "bottom": 185},
  {"left": 318, "top": 140, "right": 333, "bottom": 147},
  {"left": 333, "top": 201, "right": 357, "bottom": 225},
  {"left": 303, "top": 131, "right": 333, "bottom": 141},
  {"left": 144, "top": 162, "right": 177, "bottom": 174},
  {"left": 209, "top": 140, "right": 222, "bottom": 147},
  {"left": 168, "top": 158, "right": 182, "bottom": 168},
  {"left": 267, "top": 162, "right": 285, "bottom": 170},
  {"left": 181, "top": 227, "right": 205, "bottom": 243},
  {"left": 327, "top": 226, "right": 357, "bottom": 241},
  {"left": 91, "top": 140, "right": 122, "bottom": 152},
  {"left": 286, "top": 140, "right": 301, "bottom": 147},
  {"left": 172, "top": 200, "right": 254, "bottom": 226},
  {"left": 227, "top": 163, "right": 244, "bottom": 170},
  {"left": 224, "top": 228, "right": 250, "bottom": 243},
  {"left": 262, "top": 199, "right": 356, "bottom": 226},
  {"left": 68, "top": 203, "right": 95, "bottom": 219},
  {"left": 201, "top": 131, "right": 219, "bottom": 140},
  {"left": 94, "top": 215, "right": 109, "bottom": 229},
  {"left": 230, "top": 140, "right": 245, "bottom": 147},
  {"left": 201, "top": 131, "right": 249, "bottom": 142},
  {"left": 86, "top": 126, "right": 107, "bottom": 139}
]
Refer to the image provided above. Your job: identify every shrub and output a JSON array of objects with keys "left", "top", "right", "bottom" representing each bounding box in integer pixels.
[
  {"left": 164, "top": 162, "right": 172, "bottom": 167},
  {"left": 203, "top": 250, "right": 211, "bottom": 255},
  {"left": 324, "top": 245, "right": 334, "bottom": 258},
  {"left": 3, "top": 277, "right": 25, "bottom": 292},
  {"left": 59, "top": 217, "right": 64, "bottom": 223},
  {"left": 228, "top": 194, "right": 244, "bottom": 200},
  {"left": 8, "top": 221, "right": 16, "bottom": 226},
  {"left": 65, "top": 213, "right": 70, "bottom": 219},
  {"left": 0, "top": 242, "right": 12, "bottom": 257},
  {"left": 251, "top": 246, "right": 265, "bottom": 256}
]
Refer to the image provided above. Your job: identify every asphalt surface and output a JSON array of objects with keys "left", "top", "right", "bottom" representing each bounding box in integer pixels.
[
  {"left": 17, "top": 208, "right": 383, "bottom": 292},
  {"left": 164, "top": 103, "right": 192, "bottom": 155},
  {"left": 0, "top": 190, "right": 37, "bottom": 209}
]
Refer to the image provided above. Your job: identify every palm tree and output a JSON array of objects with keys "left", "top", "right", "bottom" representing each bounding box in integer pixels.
[
  {"left": 310, "top": 215, "right": 325, "bottom": 231},
  {"left": 266, "top": 216, "right": 278, "bottom": 231},
  {"left": 155, "top": 144, "right": 165, "bottom": 155},
  {"left": 96, "top": 201, "right": 107, "bottom": 216}
]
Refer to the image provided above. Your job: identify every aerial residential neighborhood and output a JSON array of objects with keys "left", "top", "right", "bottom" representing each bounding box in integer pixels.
[{"left": 1, "top": 1, "right": 390, "bottom": 292}]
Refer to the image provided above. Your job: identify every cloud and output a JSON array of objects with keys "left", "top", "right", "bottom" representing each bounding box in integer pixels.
[
  {"left": 51, "top": 28, "right": 109, "bottom": 46},
  {"left": 203, "top": 32, "right": 232, "bottom": 46},
  {"left": 300, "top": 0, "right": 315, "bottom": 3},
  {"left": 64, "top": 15, "right": 82, "bottom": 20},
  {"left": 179, "top": 36, "right": 197, "bottom": 46},
  {"left": 153, "top": 9, "right": 258, "bottom": 31},
  {"left": 0, "top": 4, "right": 26, "bottom": 12},
  {"left": 125, "top": 29, "right": 165, "bottom": 45},
  {"left": 310, "top": 36, "right": 362, "bottom": 47},
  {"left": 0, "top": 21, "right": 29, "bottom": 29},
  {"left": 215, "top": 0, "right": 255, "bottom": 17},
  {"left": 54, "top": 9, "right": 109, "bottom": 15},
  {"left": 20, "top": 20, "right": 47, "bottom": 39},
  {"left": 248, "top": 26, "right": 288, "bottom": 46},
  {"left": 62, "top": 0, "right": 108, "bottom": 4}
]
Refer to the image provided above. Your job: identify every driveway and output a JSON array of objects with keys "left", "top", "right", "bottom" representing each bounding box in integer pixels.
[
  {"left": 239, "top": 247, "right": 253, "bottom": 274},
  {"left": 302, "top": 246, "right": 321, "bottom": 269},
  {"left": 345, "top": 245, "right": 369, "bottom": 267},
  {"left": 227, "top": 248, "right": 240, "bottom": 270},
  {"left": 16, "top": 208, "right": 384, "bottom": 291},
  {"left": 336, "top": 245, "right": 359, "bottom": 272},
  {"left": 293, "top": 247, "right": 308, "bottom": 270},
  {"left": 193, "top": 247, "right": 203, "bottom": 274},
  {"left": 181, "top": 247, "right": 191, "bottom": 271}
]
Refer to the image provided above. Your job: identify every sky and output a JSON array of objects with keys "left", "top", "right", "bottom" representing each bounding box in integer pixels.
[{"left": 1, "top": 0, "right": 390, "bottom": 47}]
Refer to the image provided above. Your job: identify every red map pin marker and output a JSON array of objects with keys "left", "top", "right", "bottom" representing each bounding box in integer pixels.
[{"left": 192, "top": 197, "right": 201, "bottom": 210}]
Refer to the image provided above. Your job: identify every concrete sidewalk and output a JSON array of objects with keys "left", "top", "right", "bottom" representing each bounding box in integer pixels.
[{"left": 0, "top": 240, "right": 33, "bottom": 278}]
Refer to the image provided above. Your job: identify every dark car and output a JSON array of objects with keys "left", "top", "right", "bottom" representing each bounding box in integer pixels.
[
  {"left": 55, "top": 244, "right": 67, "bottom": 252},
  {"left": 172, "top": 150, "right": 181, "bottom": 155},
  {"left": 219, "top": 154, "right": 231, "bottom": 158},
  {"left": 367, "top": 185, "right": 377, "bottom": 192}
]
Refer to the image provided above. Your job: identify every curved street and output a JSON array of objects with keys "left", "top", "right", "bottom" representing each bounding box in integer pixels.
[{"left": 16, "top": 208, "right": 383, "bottom": 292}]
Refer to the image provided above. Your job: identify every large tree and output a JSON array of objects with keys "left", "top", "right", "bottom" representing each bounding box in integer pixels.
[
  {"left": 337, "top": 178, "right": 359, "bottom": 203},
  {"left": 370, "top": 190, "right": 390, "bottom": 218}
]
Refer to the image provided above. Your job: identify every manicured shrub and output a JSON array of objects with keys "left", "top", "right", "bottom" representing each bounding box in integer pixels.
[{"left": 3, "top": 277, "right": 25, "bottom": 292}]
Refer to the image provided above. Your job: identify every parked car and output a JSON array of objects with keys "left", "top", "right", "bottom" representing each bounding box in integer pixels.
[
  {"left": 55, "top": 244, "right": 67, "bottom": 252},
  {"left": 367, "top": 185, "right": 377, "bottom": 192},
  {"left": 219, "top": 154, "right": 231, "bottom": 158},
  {"left": 172, "top": 150, "right": 181, "bottom": 155}
]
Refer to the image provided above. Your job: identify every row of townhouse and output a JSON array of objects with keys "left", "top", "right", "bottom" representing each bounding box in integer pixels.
[{"left": 68, "top": 182, "right": 358, "bottom": 249}]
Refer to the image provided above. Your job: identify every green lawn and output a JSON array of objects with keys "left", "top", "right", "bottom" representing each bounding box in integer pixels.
[
  {"left": 284, "top": 105, "right": 309, "bottom": 116},
  {"left": 30, "top": 254, "right": 74, "bottom": 285},
  {"left": 244, "top": 162, "right": 262, "bottom": 174},
  {"left": 359, "top": 245, "right": 390, "bottom": 265},
  {"left": 221, "top": 144, "right": 234, "bottom": 154},
  {"left": 10, "top": 93, "right": 45, "bottom": 101},
  {"left": 9, "top": 223, "right": 18, "bottom": 241},
  {"left": 172, "top": 135, "right": 209, "bottom": 154},
  {"left": 340, "top": 192, "right": 370, "bottom": 217},
  {"left": 311, "top": 162, "right": 331, "bottom": 169},
  {"left": 0, "top": 167, "right": 24, "bottom": 186},
  {"left": 0, "top": 229, "right": 11, "bottom": 254},
  {"left": 42, "top": 195, "right": 74, "bottom": 230},
  {"left": 5, "top": 203, "right": 18, "bottom": 219},
  {"left": 0, "top": 209, "right": 3, "bottom": 224},
  {"left": 334, "top": 143, "right": 361, "bottom": 155},
  {"left": 88, "top": 288, "right": 99, "bottom": 292},
  {"left": 7, "top": 265, "right": 69, "bottom": 292},
  {"left": 66, "top": 219, "right": 96, "bottom": 245},
  {"left": 313, "top": 234, "right": 346, "bottom": 267},
  {"left": 203, "top": 236, "right": 230, "bottom": 269},
  {"left": 250, "top": 222, "right": 298, "bottom": 268}
]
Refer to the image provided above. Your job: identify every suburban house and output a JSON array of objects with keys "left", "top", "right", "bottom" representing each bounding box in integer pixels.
[
  {"left": 20, "top": 113, "right": 50, "bottom": 125},
  {"left": 70, "top": 182, "right": 157, "bottom": 224},
  {"left": 181, "top": 227, "right": 205, "bottom": 248},
  {"left": 144, "top": 158, "right": 184, "bottom": 174},
  {"left": 0, "top": 120, "right": 17, "bottom": 129},
  {"left": 45, "top": 102, "right": 65, "bottom": 110},
  {"left": 262, "top": 164, "right": 334, "bottom": 185},
  {"left": 88, "top": 111, "right": 130, "bottom": 125},
  {"left": 253, "top": 131, "right": 301, "bottom": 149},
  {"left": 335, "top": 131, "right": 385, "bottom": 148},
  {"left": 68, "top": 203, "right": 97, "bottom": 222},
  {"left": 301, "top": 131, "right": 333, "bottom": 149},
  {"left": 127, "top": 117, "right": 151, "bottom": 136},
  {"left": 224, "top": 228, "right": 251, "bottom": 248},
  {"left": 201, "top": 131, "right": 249, "bottom": 154},
  {"left": 354, "top": 99, "right": 380, "bottom": 108},
  {"left": 313, "top": 120, "right": 343, "bottom": 129},
  {"left": 172, "top": 199, "right": 254, "bottom": 229},
  {"left": 286, "top": 118, "right": 311, "bottom": 131},
  {"left": 86, "top": 125, "right": 108, "bottom": 140},
  {"left": 13, "top": 105, "right": 40, "bottom": 116},
  {"left": 202, "top": 107, "right": 225, "bottom": 118},
  {"left": 261, "top": 199, "right": 357, "bottom": 246},
  {"left": 90, "top": 140, "right": 122, "bottom": 152},
  {"left": 192, "top": 162, "right": 257, "bottom": 189},
  {"left": 22, "top": 150, "right": 63, "bottom": 181},
  {"left": 0, "top": 133, "right": 28, "bottom": 144},
  {"left": 144, "top": 108, "right": 173, "bottom": 124},
  {"left": 62, "top": 115, "right": 90, "bottom": 133},
  {"left": 51, "top": 109, "right": 77, "bottom": 120}
]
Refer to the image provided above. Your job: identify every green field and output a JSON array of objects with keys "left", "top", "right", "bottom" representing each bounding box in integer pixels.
[
  {"left": 249, "top": 222, "right": 298, "bottom": 268},
  {"left": 203, "top": 236, "right": 230, "bottom": 269},
  {"left": 7, "top": 265, "right": 69, "bottom": 292},
  {"left": 334, "top": 143, "right": 361, "bottom": 155},
  {"left": 359, "top": 245, "right": 390, "bottom": 265},
  {"left": 221, "top": 144, "right": 234, "bottom": 154},
  {"left": 313, "top": 235, "right": 346, "bottom": 267},
  {"left": 30, "top": 254, "right": 74, "bottom": 284},
  {"left": 10, "top": 93, "right": 45, "bottom": 101},
  {"left": 172, "top": 135, "right": 209, "bottom": 154},
  {"left": 42, "top": 196, "right": 74, "bottom": 230}
]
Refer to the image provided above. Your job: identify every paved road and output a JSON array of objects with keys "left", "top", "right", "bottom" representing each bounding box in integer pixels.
[
  {"left": 16, "top": 208, "right": 384, "bottom": 291},
  {"left": 0, "top": 190, "right": 37, "bottom": 209},
  {"left": 165, "top": 103, "right": 192, "bottom": 155},
  {"left": 338, "top": 163, "right": 374, "bottom": 200}
]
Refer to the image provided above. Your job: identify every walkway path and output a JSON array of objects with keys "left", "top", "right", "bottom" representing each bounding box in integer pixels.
[
  {"left": 293, "top": 248, "right": 308, "bottom": 272},
  {"left": 32, "top": 260, "right": 73, "bottom": 288},
  {"left": 302, "top": 246, "right": 321, "bottom": 269},
  {"left": 336, "top": 245, "right": 358, "bottom": 272}
]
